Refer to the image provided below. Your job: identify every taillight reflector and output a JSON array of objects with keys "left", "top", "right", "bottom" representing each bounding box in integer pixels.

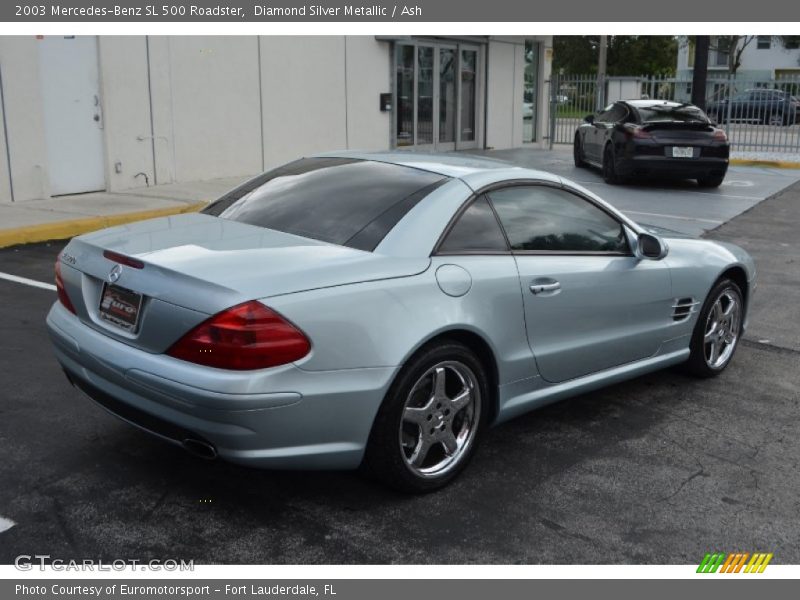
[
  {"left": 166, "top": 301, "right": 311, "bottom": 370},
  {"left": 55, "top": 259, "right": 77, "bottom": 314},
  {"left": 712, "top": 129, "right": 728, "bottom": 142}
]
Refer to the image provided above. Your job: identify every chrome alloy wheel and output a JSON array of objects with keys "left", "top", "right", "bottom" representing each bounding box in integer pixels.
[
  {"left": 703, "top": 289, "right": 742, "bottom": 369},
  {"left": 399, "top": 361, "right": 481, "bottom": 478}
]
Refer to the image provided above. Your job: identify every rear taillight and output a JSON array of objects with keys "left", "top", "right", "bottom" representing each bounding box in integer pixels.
[
  {"left": 625, "top": 124, "right": 652, "bottom": 139},
  {"left": 712, "top": 129, "right": 728, "bottom": 142},
  {"left": 55, "top": 258, "right": 77, "bottom": 315},
  {"left": 166, "top": 300, "right": 311, "bottom": 370}
]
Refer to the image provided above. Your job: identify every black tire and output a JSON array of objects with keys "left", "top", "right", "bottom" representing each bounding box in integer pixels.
[
  {"left": 363, "top": 340, "right": 489, "bottom": 493},
  {"left": 602, "top": 145, "right": 621, "bottom": 184},
  {"left": 697, "top": 174, "right": 726, "bottom": 188},
  {"left": 683, "top": 278, "right": 744, "bottom": 378},
  {"left": 573, "top": 134, "right": 587, "bottom": 168}
]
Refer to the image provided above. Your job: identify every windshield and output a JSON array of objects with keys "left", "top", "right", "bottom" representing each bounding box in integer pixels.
[
  {"left": 637, "top": 104, "right": 710, "bottom": 124},
  {"left": 203, "top": 158, "right": 447, "bottom": 251}
]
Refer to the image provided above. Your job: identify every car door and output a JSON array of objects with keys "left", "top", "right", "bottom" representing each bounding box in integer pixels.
[
  {"left": 592, "top": 103, "right": 627, "bottom": 161},
  {"left": 487, "top": 183, "right": 673, "bottom": 384},
  {"left": 585, "top": 105, "right": 612, "bottom": 161}
]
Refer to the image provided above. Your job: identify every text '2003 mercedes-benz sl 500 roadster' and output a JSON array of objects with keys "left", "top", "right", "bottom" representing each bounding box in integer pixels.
[{"left": 47, "top": 152, "right": 755, "bottom": 492}]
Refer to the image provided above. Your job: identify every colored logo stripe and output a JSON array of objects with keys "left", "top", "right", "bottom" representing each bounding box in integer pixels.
[{"left": 697, "top": 552, "right": 773, "bottom": 573}]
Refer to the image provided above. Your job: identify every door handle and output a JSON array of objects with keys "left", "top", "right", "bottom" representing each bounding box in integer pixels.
[{"left": 530, "top": 281, "right": 561, "bottom": 295}]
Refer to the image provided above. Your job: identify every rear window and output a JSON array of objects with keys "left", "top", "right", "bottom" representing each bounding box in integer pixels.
[
  {"left": 637, "top": 105, "right": 710, "bottom": 124},
  {"left": 202, "top": 158, "right": 447, "bottom": 251}
]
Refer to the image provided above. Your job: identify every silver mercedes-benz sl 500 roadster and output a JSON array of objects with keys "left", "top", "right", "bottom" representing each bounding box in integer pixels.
[{"left": 47, "top": 152, "right": 755, "bottom": 492}]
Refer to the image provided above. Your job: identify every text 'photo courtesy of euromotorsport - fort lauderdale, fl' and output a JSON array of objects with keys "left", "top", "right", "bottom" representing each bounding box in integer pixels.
[{"left": 1, "top": 0, "right": 800, "bottom": 599}]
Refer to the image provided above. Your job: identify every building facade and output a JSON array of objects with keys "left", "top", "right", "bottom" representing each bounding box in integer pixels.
[
  {"left": 0, "top": 35, "right": 552, "bottom": 203},
  {"left": 677, "top": 35, "right": 800, "bottom": 80}
]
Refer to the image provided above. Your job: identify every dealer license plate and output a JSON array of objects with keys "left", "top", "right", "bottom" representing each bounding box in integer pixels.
[
  {"left": 98, "top": 283, "right": 143, "bottom": 332},
  {"left": 672, "top": 146, "right": 694, "bottom": 158}
]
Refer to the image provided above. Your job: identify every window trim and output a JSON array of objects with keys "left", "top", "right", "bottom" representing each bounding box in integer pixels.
[
  {"left": 433, "top": 180, "right": 636, "bottom": 258},
  {"left": 478, "top": 180, "right": 634, "bottom": 257},
  {"left": 432, "top": 193, "right": 512, "bottom": 256}
]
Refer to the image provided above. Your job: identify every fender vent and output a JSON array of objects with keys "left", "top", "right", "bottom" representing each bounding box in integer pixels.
[{"left": 672, "top": 297, "right": 699, "bottom": 321}]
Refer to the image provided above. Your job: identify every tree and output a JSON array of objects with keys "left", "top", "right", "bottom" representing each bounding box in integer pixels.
[{"left": 552, "top": 36, "right": 678, "bottom": 76}]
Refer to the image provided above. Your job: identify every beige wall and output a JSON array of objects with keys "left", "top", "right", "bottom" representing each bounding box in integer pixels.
[
  {"left": 345, "top": 36, "right": 392, "bottom": 151},
  {"left": 97, "top": 36, "right": 153, "bottom": 192},
  {"left": 485, "top": 36, "right": 551, "bottom": 151},
  {"left": 0, "top": 35, "right": 551, "bottom": 203},
  {"left": 0, "top": 37, "right": 50, "bottom": 202},
  {"left": 160, "top": 36, "right": 263, "bottom": 182},
  {"left": 260, "top": 36, "right": 348, "bottom": 168}
]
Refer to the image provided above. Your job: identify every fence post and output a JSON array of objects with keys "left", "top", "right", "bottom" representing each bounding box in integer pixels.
[
  {"left": 547, "top": 73, "right": 558, "bottom": 150},
  {"left": 725, "top": 74, "right": 733, "bottom": 139}
]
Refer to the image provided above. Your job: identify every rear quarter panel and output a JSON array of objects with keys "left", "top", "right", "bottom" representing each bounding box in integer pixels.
[{"left": 263, "top": 255, "right": 536, "bottom": 385}]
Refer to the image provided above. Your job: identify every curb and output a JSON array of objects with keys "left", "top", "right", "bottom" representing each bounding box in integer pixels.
[
  {"left": 730, "top": 158, "right": 800, "bottom": 169},
  {"left": 0, "top": 202, "right": 207, "bottom": 249}
]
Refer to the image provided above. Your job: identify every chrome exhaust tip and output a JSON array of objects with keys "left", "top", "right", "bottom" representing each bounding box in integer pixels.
[{"left": 182, "top": 438, "right": 218, "bottom": 460}]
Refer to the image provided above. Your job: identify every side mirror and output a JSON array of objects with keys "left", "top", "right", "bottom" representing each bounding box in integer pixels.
[
  {"left": 637, "top": 232, "right": 668, "bottom": 260},
  {"left": 584, "top": 114, "right": 595, "bottom": 124}
]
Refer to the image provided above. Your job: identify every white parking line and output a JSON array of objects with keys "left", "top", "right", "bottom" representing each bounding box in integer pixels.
[
  {"left": 0, "top": 271, "right": 56, "bottom": 291},
  {"left": 624, "top": 210, "right": 723, "bottom": 225},
  {"left": 571, "top": 180, "right": 762, "bottom": 201},
  {"left": 0, "top": 516, "right": 15, "bottom": 533}
]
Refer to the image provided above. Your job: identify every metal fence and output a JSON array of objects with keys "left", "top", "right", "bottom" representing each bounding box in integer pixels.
[{"left": 548, "top": 74, "right": 800, "bottom": 155}]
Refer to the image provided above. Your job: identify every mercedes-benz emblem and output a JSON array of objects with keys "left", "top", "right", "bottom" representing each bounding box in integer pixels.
[{"left": 108, "top": 264, "right": 122, "bottom": 283}]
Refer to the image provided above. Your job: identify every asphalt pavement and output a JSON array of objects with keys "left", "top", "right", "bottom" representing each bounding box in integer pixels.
[{"left": 0, "top": 173, "right": 798, "bottom": 565}]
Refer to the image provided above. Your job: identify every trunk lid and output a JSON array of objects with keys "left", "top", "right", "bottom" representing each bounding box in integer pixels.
[
  {"left": 642, "top": 121, "right": 718, "bottom": 146},
  {"left": 59, "top": 213, "right": 430, "bottom": 352}
]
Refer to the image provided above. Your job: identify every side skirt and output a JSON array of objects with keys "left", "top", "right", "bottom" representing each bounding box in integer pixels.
[{"left": 494, "top": 348, "right": 690, "bottom": 424}]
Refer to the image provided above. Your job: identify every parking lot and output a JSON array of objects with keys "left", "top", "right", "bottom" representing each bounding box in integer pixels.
[{"left": 1, "top": 152, "right": 799, "bottom": 565}]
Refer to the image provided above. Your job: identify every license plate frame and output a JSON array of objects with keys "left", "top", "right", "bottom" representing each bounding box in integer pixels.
[
  {"left": 672, "top": 146, "right": 694, "bottom": 158},
  {"left": 98, "top": 283, "right": 143, "bottom": 332}
]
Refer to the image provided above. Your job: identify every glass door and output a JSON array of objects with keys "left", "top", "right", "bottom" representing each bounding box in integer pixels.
[
  {"left": 437, "top": 46, "right": 457, "bottom": 151},
  {"left": 394, "top": 42, "right": 480, "bottom": 151}
]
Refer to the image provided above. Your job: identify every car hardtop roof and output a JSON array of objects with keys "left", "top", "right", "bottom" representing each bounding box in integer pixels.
[{"left": 311, "top": 150, "right": 561, "bottom": 186}]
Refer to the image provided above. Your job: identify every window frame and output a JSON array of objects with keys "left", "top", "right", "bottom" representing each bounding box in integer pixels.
[
  {"left": 433, "top": 193, "right": 512, "bottom": 256},
  {"left": 437, "top": 181, "right": 634, "bottom": 258}
]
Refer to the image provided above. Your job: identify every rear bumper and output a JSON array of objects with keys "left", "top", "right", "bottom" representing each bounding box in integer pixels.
[
  {"left": 619, "top": 155, "right": 728, "bottom": 179},
  {"left": 46, "top": 302, "right": 397, "bottom": 470}
]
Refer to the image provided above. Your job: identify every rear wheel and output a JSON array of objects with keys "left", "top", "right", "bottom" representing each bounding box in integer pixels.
[
  {"left": 683, "top": 278, "right": 744, "bottom": 378},
  {"left": 697, "top": 174, "right": 725, "bottom": 188},
  {"left": 573, "top": 134, "right": 587, "bottom": 167},
  {"left": 363, "top": 341, "right": 487, "bottom": 493},
  {"left": 602, "top": 145, "right": 621, "bottom": 184}
]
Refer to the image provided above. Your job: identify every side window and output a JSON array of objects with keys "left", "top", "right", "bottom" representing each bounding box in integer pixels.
[
  {"left": 488, "top": 186, "right": 629, "bottom": 253},
  {"left": 438, "top": 195, "right": 508, "bottom": 253},
  {"left": 598, "top": 103, "right": 626, "bottom": 123}
]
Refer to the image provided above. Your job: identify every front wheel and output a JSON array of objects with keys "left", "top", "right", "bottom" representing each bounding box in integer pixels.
[
  {"left": 573, "top": 134, "right": 587, "bottom": 167},
  {"left": 683, "top": 278, "right": 744, "bottom": 378},
  {"left": 363, "top": 341, "right": 487, "bottom": 493}
]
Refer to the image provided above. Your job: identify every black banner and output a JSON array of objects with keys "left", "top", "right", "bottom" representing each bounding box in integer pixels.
[{"left": 3, "top": 0, "right": 799, "bottom": 22}]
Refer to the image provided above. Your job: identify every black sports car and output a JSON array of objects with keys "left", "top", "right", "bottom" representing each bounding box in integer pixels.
[{"left": 573, "top": 100, "right": 730, "bottom": 188}]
